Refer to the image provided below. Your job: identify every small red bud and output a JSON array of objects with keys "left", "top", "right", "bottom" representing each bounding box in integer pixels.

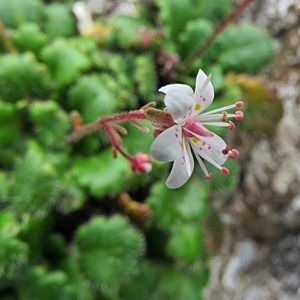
[{"left": 131, "top": 152, "right": 152, "bottom": 174}]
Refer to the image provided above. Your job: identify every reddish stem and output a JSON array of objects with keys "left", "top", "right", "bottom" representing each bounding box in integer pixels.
[
  {"left": 181, "top": 0, "right": 254, "bottom": 71},
  {"left": 67, "top": 109, "right": 146, "bottom": 142},
  {"left": 102, "top": 122, "right": 132, "bottom": 160}
]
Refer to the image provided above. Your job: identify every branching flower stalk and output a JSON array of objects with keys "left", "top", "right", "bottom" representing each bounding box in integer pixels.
[
  {"left": 68, "top": 102, "right": 156, "bottom": 173},
  {"left": 68, "top": 69, "right": 244, "bottom": 189}
]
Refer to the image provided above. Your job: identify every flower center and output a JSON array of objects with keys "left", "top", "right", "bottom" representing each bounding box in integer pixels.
[{"left": 184, "top": 119, "right": 213, "bottom": 138}]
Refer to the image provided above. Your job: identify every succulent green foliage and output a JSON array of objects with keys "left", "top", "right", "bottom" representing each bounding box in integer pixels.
[
  {"left": 7, "top": 142, "right": 59, "bottom": 215},
  {"left": 71, "top": 149, "right": 131, "bottom": 197},
  {"left": 211, "top": 23, "right": 274, "bottom": 72},
  {"left": 56, "top": 173, "right": 85, "bottom": 213},
  {"left": 134, "top": 54, "right": 157, "bottom": 99},
  {"left": 0, "top": 101, "right": 20, "bottom": 146},
  {"left": 120, "top": 260, "right": 160, "bottom": 300},
  {"left": 12, "top": 23, "right": 47, "bottom": 54},
  {"left": 29, "top": 101, "right": 69, "bottom": 149},
  {"left": 75, "top": 215, "right": 144, "bottom": 294},
  {"left": 148, "top": 180, "right": 208, "bottom": 229},
  {"left": 68, "top": 74, "right": 120, "bottom": 122},
  {"left": 155, "top": 266, "right": 205, "bottom": 300},
  {"left": 16, "top": 266, "right": 83, "bottom": 300},
  {"left": 42, "top": 39, "right": 90, "bottom": 86},
  {"left": 179, "top": 18, "right": 213, "bottom": 58},
  {"left": 110, "top": 15, "right": 146, "bottom": 48},
  {"left": 0, "top": 0, "right": 43, "bottom": 29},
  {"left": 156, "top": 0, "right": 201, "bottom": 42},
  {"left": 44, "top": 3, "right": 76, "bottom": 39},
  {"left": 199, "top": 0, "right": 233, "bottom": 22},
  {"left": 166, "top": 223, "right": 204, "bottom": 264},
  {"left": 19, "top": 216, "right": 52, "bottom": 260},
  {"left": 0, "top": 212, "right": 28, "bottom": 278},
  {"left": 0, "top": 53, "right": 53, "bottom": 102}
]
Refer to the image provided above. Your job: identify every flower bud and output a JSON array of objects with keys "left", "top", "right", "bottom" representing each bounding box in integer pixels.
[{"left": 131, "top": 152, "right": 152, "bottom": 174}]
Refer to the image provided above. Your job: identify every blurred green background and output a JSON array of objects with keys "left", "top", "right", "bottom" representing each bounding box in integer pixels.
[{"left": 0, "top": 0, "right": 284, "bottom": 299}]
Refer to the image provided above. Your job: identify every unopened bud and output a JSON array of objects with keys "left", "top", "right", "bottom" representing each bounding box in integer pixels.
[{"left": 131, "top": 152, "right": 152, "bottom": 174}]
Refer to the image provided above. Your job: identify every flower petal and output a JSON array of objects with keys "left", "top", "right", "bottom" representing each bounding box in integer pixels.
[
  {"left": 164, "top": 91, "right": 195, "bottom": 124},
  {"left": 159, "top": 84, "right": 194, "bottom": 97},
  {"left": 193, "top": 69, "right": 214, "bottom": 113},
  {"left": 150, "top": 125, "right": 182, "bottom": 162},
  {"left": 166, "top": 139, "right": 194, "bottom": 189},
  {"left": 191, "top": 133, "right": 228, "bottom": 165}
]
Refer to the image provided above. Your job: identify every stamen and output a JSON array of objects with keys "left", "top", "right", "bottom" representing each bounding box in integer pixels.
[
  {"left": 203, "top": 100, "right": 244, "bottom": 115},
  {"left": 228, "top": 121, "right": 236, "bottom": 129},
  {"left": 191, "top": 144, "right": 210, "bottom": 177},
  {"left": 229, "top": 148, "right": 239, "bottom": 159},
  {"left": 197, "top": 151, "right": 223, "bottom": 170},
  {"left": 235, "top": 111, "right": 244, "bottom": 120},
  {"left": 204, "top": 173, "right": 213, "bottom": 180},
  {"left": 201, "top": 122, "right": 232, "bottom": 127},
  {"left": 198, "top": 113, "right": 228, "bottom": 122},
  {"left": 221, "top": 167, "right": 230, "bottom": 175},
  {"left": 235, "top": 100, "right": 244, "bottom": 108}
]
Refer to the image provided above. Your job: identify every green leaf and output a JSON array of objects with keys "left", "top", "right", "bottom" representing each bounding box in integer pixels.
[
  {"left": 0, "top": 53, "right": 53, "bottom": 102},
  {"left": 134, "top": 54, "right": 157, "bottom": 99},
  {"left": 29, "top": 100, "right": 70, "bottom": 149},
  {"left": 212, "top": 23, "right": 274, "bottom": 72},
  {"left": 156, "top": 266, "right": 203, "bottom": 300},
  {"left": 8, "top": 142, "right": 60, "bottom": 215},
  {"left": 75, "top": 215, "right": 144, "bottom": 294},
  {"left": 17, "top": 266, "right": 80, "bottom": 300},
  {"left": 166, "top": 223, "right": 204, "bottom": 264},
  {"left": 71, "top": 149, "right": 130, "bottom": 197},
  {"left": 110, "top": 15, "right": 147, "bottom": 48},
  {"left": 44, "top": 3, "right": 76, "bottom": 39},
  {"left": 0, "top": 212, "right": 28, "bottom": 278},
  {"left": 0, "top": 0, "right": 43, "bottom": 28},
  {"left": 12, "top": 23, "right": 47, "bottom": 54},
  {"left": 0, "top": 101, "right": 20, "bottom": 146},
  {"left": 179, "top": 18, "right": 213, "bottom": 58},
  {"left": 42, "top": 39, "right": 90, "bottom": 86},
  {"left": 19, "top": 216, "right": 52, "bottom": 260},
  {"left": 68, "top": 74, "right": 120, "bottom": 122},
  {"left": 156, "top": 0, "right": 202, "bottom": 42},
  {"left": 120, "top": 260, "right": 160, "bottom": 300},
  {"left": 200, "top": 0, "right": 233, "bottom": 22},
  {"left": 147, "top": 180, "right": 208, "bottom": 229}
]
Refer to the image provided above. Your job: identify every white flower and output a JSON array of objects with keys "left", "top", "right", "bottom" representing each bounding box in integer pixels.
[{"left": 150, "top": 69, "right": 243, "bottom": 189}]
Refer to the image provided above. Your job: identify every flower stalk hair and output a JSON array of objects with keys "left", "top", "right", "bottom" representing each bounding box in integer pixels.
[{"left": 68, "top": 69, "right": 244, "bottom": 189}]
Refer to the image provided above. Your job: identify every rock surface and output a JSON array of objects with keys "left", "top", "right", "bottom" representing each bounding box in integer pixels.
[{"left": 205, "top": 0, "right": 300, "bottom": 299}]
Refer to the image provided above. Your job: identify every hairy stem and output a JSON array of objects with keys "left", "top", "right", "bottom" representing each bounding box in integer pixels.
[{"left": 67, "top": 109, "right": 147, "bottom": 142}]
